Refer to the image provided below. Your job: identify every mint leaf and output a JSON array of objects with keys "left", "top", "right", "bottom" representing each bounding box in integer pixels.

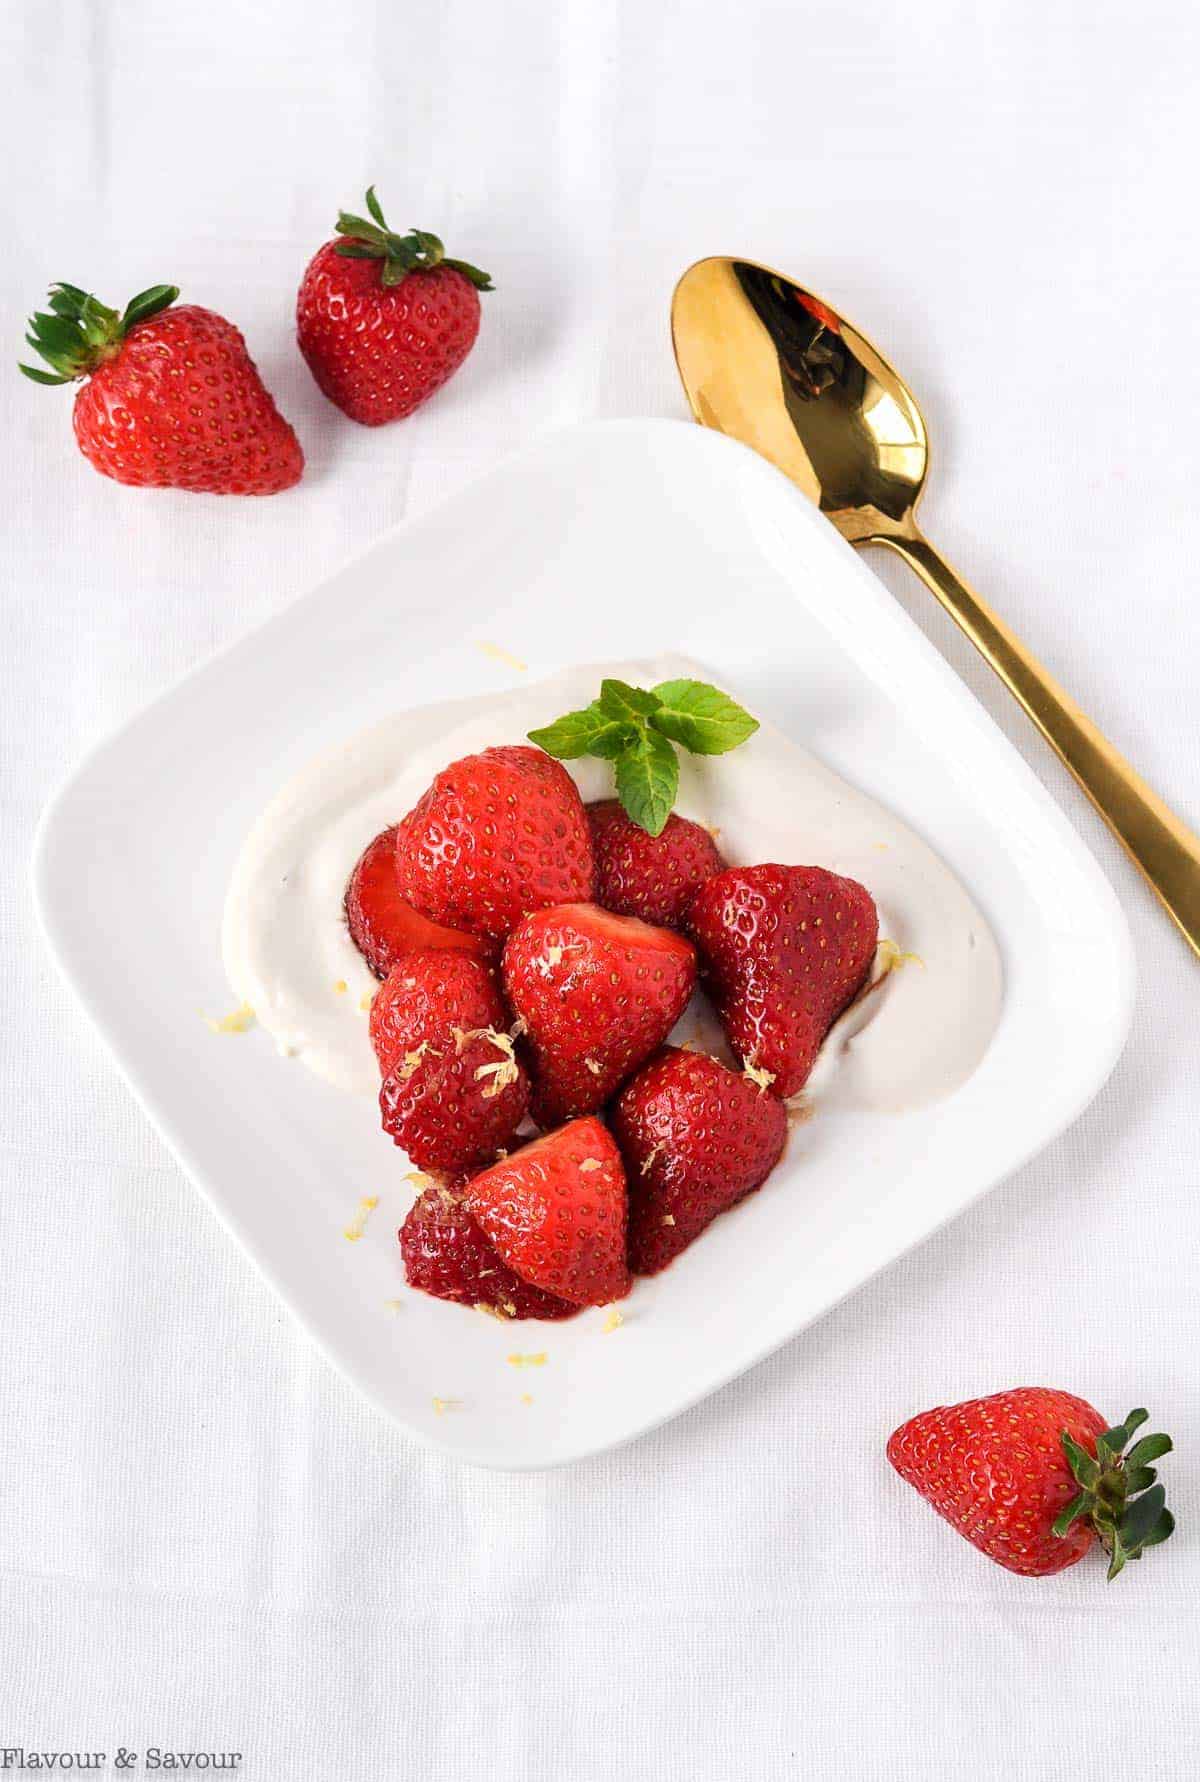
[
  {"left": 650, "top": 679, "right": 759, "bottom": 755},
  {"left": 528, "top": 673, "right": 757, "bottom": 833},
  {"left": 614, "top": 729, "right": 678, "bottom": 836},
  {"left": 528, "top": 705, "right": 634, "bottom": 760},
  {"left": 597, "top": 679, "right": 662, "bottom": 724}
]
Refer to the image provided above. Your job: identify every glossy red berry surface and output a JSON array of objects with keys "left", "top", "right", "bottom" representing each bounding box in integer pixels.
[
  {"left": 400, "top": 1184, "right": 578, "bottom": 1321},
  {"left": 887, "top": 1388, "right": 1108, "bottom": 1577},
  {"left": 612, "top": 1046, "right": 787, "bottom": 1273},
  {"left": 465, "top": 1117, "right": 631, "bottom": 1307},
  {"left": 346, "top": 824, "right": 495, "bottom": 980},
  {"left": 374, "top": 951, "right": 527, "bottom": 1176},
  {"left": 587, "top": 799, "right": 725, "bottom": 929},
  {"left": 503, "top": 903, "right": 697, "bottom": 1126},
  {"left": 395, "top": 746, "right": 594, "bottom": 943},
  {"left": 687, "top": 864, "right": 877, "bottom": 1097},
  {"left": 73, "top": 305, "right": 303, "bottom": 494},
  {"left": 297, "top": 246, "right": 481, "bottom": 426}
]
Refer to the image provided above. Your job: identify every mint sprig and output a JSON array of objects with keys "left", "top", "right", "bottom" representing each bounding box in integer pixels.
[{"left": 528, "top": 676, "right": 758, "bottom": 836}]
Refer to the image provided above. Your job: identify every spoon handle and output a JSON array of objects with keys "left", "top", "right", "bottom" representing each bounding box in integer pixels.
[{"left": 878, "top": 524, "right": 1200, "bottom": 958}]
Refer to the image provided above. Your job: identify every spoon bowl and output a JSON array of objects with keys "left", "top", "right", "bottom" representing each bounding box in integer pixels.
[
  {"left": 672, "top": 256, "right": 926, "bottom": 541},
  {"left": 671, "top": 254, "right": 1200, "bottom": 956}
]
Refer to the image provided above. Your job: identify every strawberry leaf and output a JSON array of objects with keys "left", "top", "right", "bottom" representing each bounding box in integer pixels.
[
  {"left": 1139, "top": 1508, "right": 1175, "bottom": 1549},
  {"left": 1126, "top": 1432, "right": 1172, "bottom": 1469},
  {"left": 1050, "top": 1491, "right": 1091, "bottom": 1539},
  {"left": 650, "top": 679, "right": 759, "bottom": 754},
  {"left": 1120, "top": 1483, "right": 1167, "bottom": 1552},
  {"left": 120, "top": 285, "right": 179, "bottom": 332},
  {"left": 1061, "top": 1431, "right": 1101, "bottom": 1489},
  {"left": 614, "top": 729, "right": 678, "bottom": 837},
  {"left": 18, "top": 363, "right": 72, "bottom": 385},
  {"left": 1096, "top": 1423, "right": 1130, "bottom": 1463}
]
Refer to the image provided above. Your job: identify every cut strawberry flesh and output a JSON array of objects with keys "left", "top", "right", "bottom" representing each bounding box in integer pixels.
[{"left": 345, "top": 824, "right": 494, "bottom": 979}]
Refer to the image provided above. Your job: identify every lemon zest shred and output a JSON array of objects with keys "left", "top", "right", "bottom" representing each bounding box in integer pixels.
[
  {"left": 743, "top": 1061, "right": 775, "bottom": 1095},
  {"left": 343, "top": 1195, "right": 380, "bottom": 1242},
  {"left": 876, "top": 938, "right": 925, "bottom": 974},
  {"left": 475, "top": 640, "right": 528, "bottom": 673},
  {"left": 203, "top": 1002, "right": 256, "bottom": 1035}
]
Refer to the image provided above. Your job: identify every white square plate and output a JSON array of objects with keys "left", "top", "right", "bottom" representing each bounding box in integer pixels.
[{"left": 33, "top": 419, "right": 1133, "bottom": 1470}]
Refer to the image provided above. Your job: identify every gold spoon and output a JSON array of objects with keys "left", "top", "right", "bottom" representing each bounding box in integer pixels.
[{"left": 671, "top": 255, "right": 1200, "bottom": 959}]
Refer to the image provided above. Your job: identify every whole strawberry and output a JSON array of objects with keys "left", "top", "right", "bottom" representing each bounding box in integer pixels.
[
  {"left": 396, "top": 745, "right": 594, "bottom": 943},
  {"left": 612, "top": 1046, "right": 787, "bottom": 1273},
  {"left": 587, "top": 800, "right": 725, "bottom": 929},
  {"left": 503, "top": 903, "right": 697, "bottom": 1125},
  {"left": 296, "top": 187, "right": 492, "bottom": 426},
  {"left": 374, "top": 951, "right": 528, "bottom": 1175},
  {"left": 20, "top": 283, "right": 303, "bottom": 494},
  {"left": 465, "top": 1117, "right": 631, "bottom": 1307},
  {"left": 687, "top": 864, "right": 877, "bottom": 1097},
  {"left": 888, "top": 1390, "right": 1175, "bottom": 1580}
]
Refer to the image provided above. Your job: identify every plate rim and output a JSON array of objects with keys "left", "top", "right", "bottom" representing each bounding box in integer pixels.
[{"left": 31, "top": 416, "right": 1136, "bottom": 1470}]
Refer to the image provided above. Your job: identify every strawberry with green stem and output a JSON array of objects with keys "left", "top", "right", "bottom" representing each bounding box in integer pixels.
[
  {"left": 296, "top": 186, "right": 493, "bottom": 426},
  {"left": 887, "top": 1389, "right": 1175, "bottom": 1581},
  {"left": 19, "top": 282, "right": 303, "bottom": 495}
]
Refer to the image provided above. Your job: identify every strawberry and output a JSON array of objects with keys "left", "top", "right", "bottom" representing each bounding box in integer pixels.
[
  {"left": 502, "top": 903, "right": 697, "bottom": 1125},
  {"left": 587, "top": 799, "right": 725, "bottom": 929},
  {"left": 296, "top": 187, "right": 492, "bottom": 426},
  {"left": 686, "top": 864, "right": 877, "bottom": 1098},
  {"left": 395, "top": 746, "right": 594, "bottom": 944},
  {"left": 464, "top": 1117, "right": 630, "bottom": 1307},
  {"left": 21, "top": 283, "right": 302, "bottom": 495},
  {"left": 400, "top": 1183, "right": 578, "bottom": 1321},
  {"left": 887, "top": 1391, "right": 1175, "bottom": 1580},
  {"left": 375, "top": 952, "right": 527, "bottom": 1175},
  {"left": 370, "top": 948, "right": 507, "bottom": 1075},
  {"left": 611, "top": 1047, "right": 787, "bottom": 1273},
  {"left": 346, "top": 824, "right": 494, "bottom": 979}
]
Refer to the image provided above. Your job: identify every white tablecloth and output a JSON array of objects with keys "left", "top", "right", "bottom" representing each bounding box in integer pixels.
[{"left": 3, "top": 2, "right": 1198, "bottom": 1775}]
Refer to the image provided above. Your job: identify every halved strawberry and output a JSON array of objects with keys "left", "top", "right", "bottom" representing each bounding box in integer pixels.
[
  {"left": 375, "top": 951, "right": 528, "bottom": 1175},
  {"left": 612, "top": 1047, "right": 787, "bottom": 1273},
  {"left": 395, "top": 746, "right": 594, "bottom": 942},
  {"left": 502, "top": 903, "right": 697, "bottom": 1125},
  {"left": 464, "top": 1117, "right": 631, "bottom": 1306},
  {"left": 400, "top": 1184, "right": 578, "bottom": 1320},
  {"left": 345, "top": 824, "right": 493, "bottom": 979},
  {"left": 687, "top": 864, "right": 877, "bottom": 1097},
  {"left": 587, "top": 799, "right": 725, "bottom": 929}
]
